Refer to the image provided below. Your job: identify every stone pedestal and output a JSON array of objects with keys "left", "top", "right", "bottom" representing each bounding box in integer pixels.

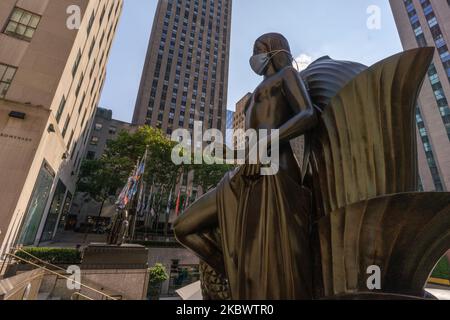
[
  {"left": 81, "top": 243, "right": 148, "bottom": 270},
  {"left": 78, "top": 244, "right": 150, "bottom": 300}
]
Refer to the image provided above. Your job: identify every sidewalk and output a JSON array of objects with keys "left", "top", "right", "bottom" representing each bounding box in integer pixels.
[{"left": 426, "top": 284, "right": 450, "bottom": 300}]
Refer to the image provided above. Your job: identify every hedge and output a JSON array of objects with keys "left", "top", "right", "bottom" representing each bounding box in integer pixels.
[
  {"left": 15, "top": 247, "right": 82, "bottom": 265},
  {"left": 431, "top": 256, "right": 450, "bottom": 280}
]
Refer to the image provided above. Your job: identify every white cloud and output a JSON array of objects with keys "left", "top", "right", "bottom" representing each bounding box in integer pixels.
[{"left": 294, "top": 54, "right": 313, "bottom": 71}]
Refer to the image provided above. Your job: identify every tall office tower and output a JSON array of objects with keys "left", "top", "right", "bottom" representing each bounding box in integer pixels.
[
  {"left": 133, "top": 0, "right": 232, "bottom": 137},
  {"left": 390, "top": 0, "right": 450, "bottom": 191},
  {"left": 0, "top": 0, "right": 123, "bottom": 255}
]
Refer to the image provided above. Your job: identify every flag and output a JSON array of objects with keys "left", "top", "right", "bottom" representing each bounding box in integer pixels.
[
  {"left": 135, "top": 147, "right": 148, "bottom": 179},
  {"left": 165, "top": 188, "right": 173, "bottom": 216},
  {"left": 136, "top": 181, "right": 145, "bottom": 215},
  {"left": 175, "top": 189, "right": 181, "bottom": 216},
  {"left": 115, "top": 148, "right": 148, "bottom": 211},
  {"left": 116, "top": 176, "right": 133, "bottom": 209},
  {"left": 139, "top": 193, "right": 146, "bottom": 219},
  {"left": 183, "top": 188, "right": 191, "bottom": 210},
  {"left": 144, "top": 184, "right": 154, "bottom": 216}
]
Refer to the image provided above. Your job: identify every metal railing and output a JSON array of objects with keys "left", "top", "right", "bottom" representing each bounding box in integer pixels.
[
  {"left": 71, "top": 292, "right": 94, "bottom": 300},
  {"left": 3, "top": 247, "right": 118, "bottom": 301}
]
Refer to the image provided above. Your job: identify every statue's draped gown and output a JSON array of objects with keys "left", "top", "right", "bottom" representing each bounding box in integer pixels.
[{"left": 215, "top": 165, "right": 313, "bottom": 300}]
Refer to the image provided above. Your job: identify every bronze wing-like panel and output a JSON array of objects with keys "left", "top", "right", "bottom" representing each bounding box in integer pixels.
[
  {"left": 300, "top": 56, "right": 368, "bottom": 112},
  {"left": 309, "top": 48, "right": 434, "bottom": 216},
  {"left": 318, "top": 193, "right": 450, "bottom": 297},
  {"left": 308, "top": 48, "right": 450, "bottom": 298}
]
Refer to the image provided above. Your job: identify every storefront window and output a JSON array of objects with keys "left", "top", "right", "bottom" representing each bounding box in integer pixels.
[
  {"left": 57, "top": 191, "right": 73, "bottom": 232},
  {"left": 17, "top": 163, "right": 54, "bottom": 246},
  {"left": 40, "top": 180, "right": 66, "bottom": 242}
]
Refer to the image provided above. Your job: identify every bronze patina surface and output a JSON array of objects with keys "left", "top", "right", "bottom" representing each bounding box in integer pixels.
[{"left": 174, "top": 33, "right": 450, "bottom": 300}]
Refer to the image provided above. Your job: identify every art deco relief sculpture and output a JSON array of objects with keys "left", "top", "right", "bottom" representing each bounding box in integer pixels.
[{"left": 174, "top": 33, "right": 450, "bottom": 300}]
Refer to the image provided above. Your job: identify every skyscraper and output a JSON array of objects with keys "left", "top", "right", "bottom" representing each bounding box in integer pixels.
[
  {"left": 390, "top": 0, "right": 450, "bottom": 191},
  {"left": 0, "top": 0, "right": 123, "bottom": 255},
  {"left": 133, "top": 0, "right": 232, "bottom": 136}
]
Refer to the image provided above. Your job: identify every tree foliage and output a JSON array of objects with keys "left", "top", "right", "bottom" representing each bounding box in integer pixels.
[
  {"left": 148, "top": 263, "right": 169, "bottom": 284},
  {"left": 191, "top": 162, "right": 235, "bottom": 192},
  {"left": 104, "top": 126, "right": 181, "bottom": 187},
  {"left": 77, "top": 126, "right": 182, "bottom": 202},
  {"left": 77, "top": 158, "right": 123, "bottom": 202},
  {"left": 77, "top": 126, "right": 236, "bottom": 215}
]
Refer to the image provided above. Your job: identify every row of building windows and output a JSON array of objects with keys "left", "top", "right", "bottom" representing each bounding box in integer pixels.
[
  {"left": 151, "top": 119, "right": 219, "bottom": 136},
  {"left": 418, "top": 0, "right": 450, "bottom": 80},
  {"left": 403, "top": 0, "right": 445, "bottom": 191},
  {"left": 60, "top": 0, "right": 120, "bottom": 161},
  {"left": 144, "top": 0, "right": 229, "bottom": 132},
  {"left": 0, "top": 7, "right": 40, "bottom": 98},
  {"left": 168, "top": 0, "right": 229, "bottom": 23},
  {"left": 94, "top": 122, "right": 118, "bottom": 135},
  {"left": 416, "top": 107, "right": 444, "bottom": 191},
  {"left": 1, "top": 2, "right": 121, "bottom": 179},
  {"left": 417, "top": 0, "right": 450, "bottom": 141},
  {"left": 427, "top": 64, "right": 450, "bottom": 139}
]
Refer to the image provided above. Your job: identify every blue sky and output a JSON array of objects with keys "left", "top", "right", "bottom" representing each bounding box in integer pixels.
[{"left": 99, "top": 0, "right": 403, "bottom": 122}]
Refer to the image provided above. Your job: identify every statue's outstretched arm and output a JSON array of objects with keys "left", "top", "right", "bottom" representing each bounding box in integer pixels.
[
  {"left": 277, "top": 66, "right": 318, "bottom": 143},
  {"left": 173, "top": 188, "right": 225, "bottom": 275}
]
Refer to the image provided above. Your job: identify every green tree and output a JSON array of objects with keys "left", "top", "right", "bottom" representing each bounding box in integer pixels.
[
  {"left": 104, "top": 126, "right": 181, "bottom": 188},
  {"left": 191, "top": 160, "right": 235, "bottom": 192},
  {"left": 77, "top": 126, "right": 183, "bottom": 217},
  {"left": 77, "top": 158, "right": 124, "bottom": 216}
]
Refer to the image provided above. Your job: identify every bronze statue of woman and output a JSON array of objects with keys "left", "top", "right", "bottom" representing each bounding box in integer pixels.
[{"left": 174, "top": 33, "right": 318, "bottom": 300}]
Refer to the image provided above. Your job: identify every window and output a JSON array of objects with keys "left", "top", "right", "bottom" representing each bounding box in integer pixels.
[
  {"left": 90, "top": 59, "right": 96, "bottom": 78},
  {"left": 86, "top": 151, "right": 96, "bottom": 160},
  {"left": 99, "top": 6, "right": 106, "bottom": 24},
  {"left": 75, "top": 73, "right": 84, "bottom": 97},
  {"left": 4, "top": 7, "right": 41, "bottom": 41},
  {"left": 17, "top": 162, "right": 54, "bottom": 245},
  {"left": 87, "top": 12, "right": 95, "bottom": 35},
  {"left": 90, "top": 136, "right": 99, "bottom": 145},
  {"left": 40, "top": 179, "right": 67, "bottom": 242},
  {"left": 62, "top": 116, "right": 70, "bottom": 137},
  {"left": 95, "top": 123, "right": 103, "bottom": 131},
  {"left": 72, "top": 50, "right": 82, "bottom": 77},
  {"left": 89, "top": 37, "right": 96, "bottom": 58},
  {"left": 70, "top": 141, "right": 78, "bottom": 160},
  {"left": 0, "top": 64, "right": 17, "bottom": 99},
  {"left": 108, "top": 126, "right": 117, "bottom": 135},
  {"left": 55, "top": 96, "right": 66, "bottom": 122}
]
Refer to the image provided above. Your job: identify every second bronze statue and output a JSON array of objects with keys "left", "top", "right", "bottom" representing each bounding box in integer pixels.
[{"left": 174, "top": 33, "right": 317, "bottom": 300}]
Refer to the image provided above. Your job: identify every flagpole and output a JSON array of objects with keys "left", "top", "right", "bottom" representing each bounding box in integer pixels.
[
  {"left": 164, "top": 188, "right": 173, "bottom": 237},
  {"left": 130, "top": 146, "right": 149, "bottom": 241},
  {"left": 154, "top": 185, "right": 164, "bottom": 236}
]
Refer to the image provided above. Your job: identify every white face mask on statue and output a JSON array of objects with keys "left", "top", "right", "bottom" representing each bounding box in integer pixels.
[{"left": 249, "top": 49, "right": 293, "bottom": 76}]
